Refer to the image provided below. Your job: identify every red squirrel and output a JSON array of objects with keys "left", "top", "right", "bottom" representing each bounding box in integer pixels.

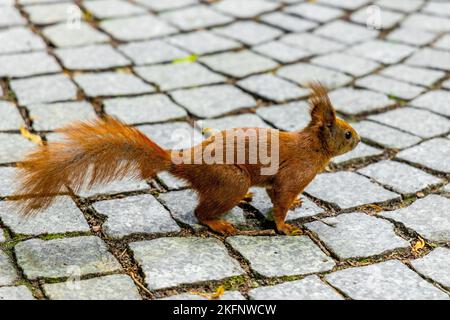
[{"left": 13, "top": 83, "right": 360, "bottom": 235}]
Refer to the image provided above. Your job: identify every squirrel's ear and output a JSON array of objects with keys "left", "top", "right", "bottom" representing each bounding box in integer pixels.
[{"left": 308, "top": 82, "right": 336, "bottom": 127}]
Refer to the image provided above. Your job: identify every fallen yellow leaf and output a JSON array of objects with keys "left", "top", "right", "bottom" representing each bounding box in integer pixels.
[
  {"left": 412, "top": 237, "right": 425, "bottom": 253},
  {"left": 20, "top": 126, "right": 43, "bottom": 146},
  {"left": 172, "top": 54, "right": 198, "bottom": 64},
  {"left": 210, "top": 285, "right": 225, "bottom": 300}
]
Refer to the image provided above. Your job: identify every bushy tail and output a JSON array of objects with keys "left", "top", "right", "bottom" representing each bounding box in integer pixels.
[{"left": 13, "top": 116, "right": 171, "bottom": 215}]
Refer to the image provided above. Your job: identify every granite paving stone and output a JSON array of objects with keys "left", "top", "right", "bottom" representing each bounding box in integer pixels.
[
  {"left": 0, "top": 229, "right": 5, "bottom": 242},
  {"left": 42, "top": 22, "right": 110, "bottom": 48},
  {"left": 380, "top": 65, "right": 445, "bottom": 87},
  {"left": 317, "top": 0, "right": 371, "bottom": 10},
  {"left": 92, "top": 194, "right": 181, "bottom": 238},
  {"left": 74, "top": 72, "right": 155, "bottom": 97},
  {"left": 162, "top": 291, "right": 245, "bottom": 300},
  {"left": 130, "top": 237, "right": 244, "bottom": 290},
  {"left": 167, "top": 30, "right": 241, "bottom": 55},
  {"left": 0, "top": 196, "right": 90, "bottom": 235},
  {"left": 356, "top": 75, "right": 425, "bottom": 100},
  {"left": 160, "top": 5, "right": 233, "bottom": 31},
  {"left": 332, "top": 142, "right": 383, "bottom": 164},
  {"left": 444, "top": 184, "right": 450, "bottom": 193},
  {"left": 278, "top": 63, "right": 352, "bottom": 89},
  {"left": 0, "top": 101, "right": 24, "bottom": 131},
  {"left": 157, "top": 171, "right": 189, "bottom": 190},
  {"left": 249, "top": 275, "right": 343, "bottom": 300},
  {"left": 351, "top": 6, "right": 404, "bottom": 29},
  {"left": 0, "top": 6, "right": 26, "bottom": 28},
  {"left": 368, "top": 107, "right": 450, "bottom": 139},
  {"left": 0, "top": 48, "right": 40, "bottom": 71},
  {"left": 135, "top": 62, "right": 226, "bottom": 91},
  {"left": 396, "top": 138, "right": 450, "bottom": 173},
  {"left": 285, "top": 2, "right": 344, "bottom": 23},
  {"left": 83, "top": 0, "right": 146, "bottom": 19},
  {"left": 54, "top": 44, "right": 131, "bottom": 71},
  {"left": 24, "top": 3, "right": 81, "bottom": 25},
  {"left": 311, "top": 53, "right": 380, "bottom": 77},
  {"left": 213, "top": 21, "right": 283, "bottom": 46},
  {"left": 198, "top": 113, "right": 271, "bottom": 131},
  {"left": 256, "top": 101, "right": 310, "bottom": 131},
  {"left": 433, "top": 34, "right": 450, "bottom": 50},
  {"left": 376, "top": 0, "right": 424, "bottom": 13},
  {"left": 43, "top": 274, "right": 142, "bottom": 300},
  {"left": 252, "top": 41, "right": 310, "bottom": 64},
  {"left": 0, "top": 134, "right": 36, "bottom": 164},
  {"left": 237, "top": 74, "right": 309, "bottom": 102},
  {"left": 410, "top": 90, "right": 450, "bottom": 117},
  {"left": 213, "top": 0, "right": 279, "bottom": 18},
  {"left": 0, "top": 286, "right": 35, "bottom": 300},
  {"left": 306, "top": 212, "right": 410, "bottom": 260},
  {"left": 402, "top": 13, "right": 450, "bottom": 33},
  {"left": 328, "top": 88, "right": 395, "bottom": 115},
  {"left": 260, "top": 12, "right": 318, "bottom": 32},
  {"left": 170, "top": 85, "right": 256, "bottom": 118},
  {"left": 76, "top": 176, "right": 150, "bottom": 198},
  {"left": 158, "top": 189, "right": 246, "bottom": 229},
  {"left": 406, "top": 48, "right": 450, "bottom": 71},
  {"left": 99, "top": 15, "right": 178, "bottom": 41},
  {"left": 200, "top": 50, "right": 279, "bottom": 78},
  {"left": 137, "top": 122, "right": 203, "bottom": 150},
  {"left": 280, "top": 33, "right": 344, "bottom": 55},
  {"left": 0, "top": 251, "right": 18, "bottom": 286},
  {"left": 352, "top": 121, "right": 422, "bottom": 149},
  {"left": 386, "top": 27, "right": 437, "bottom": 46},
  {"left": 347, "top": 40, "right": 416, "bottom": 64},
  {"left": 411, "top": 248, "right": 450, "bottom": 289},
  {"left": 15, "top": 236, "right": 122, "bottom": 279},
  {"left": 248, "top": 187, "right": 324, "bottom": 221},
  {"left": 358, "top": 160, "right": 442, "bottom": 194},
  {"left": 314, "top": 20, "right": 379, "bottom": 44},
  {"left": 27, "top": 101, "right": 97, "bottom": 131},
  {"left": 325, "top": 260, "right": 449, "bottom": 300},
  {"left": 0, "top": 27, "right": 46, "bottom": 55},
  {"left": 381, "top": 195, "right": 450, "bottom": 243},
  {"left": 0, "top": 167, "right": 20, "bottom": 197},
  {"left": 103, "top": 94, "right": 187, "bottom": 125},
  {"left": 305, "top": 172, "right": 400, "bottom": 209},
  {"left": 134, "top": 0, "right": 198, "bottom": 11},
  {"left": 422, "top": 1, "right": 450, "bottom": 17},
  {"left": 118, "top": 40, "right": 189, "bottom": 66},
  {"left": 227, "top": 236, "right": 335, "bottom": 277}
]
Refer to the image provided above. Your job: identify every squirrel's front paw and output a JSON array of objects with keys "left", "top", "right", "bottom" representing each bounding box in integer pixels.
[
  {"left": 290, "top": 198, "right": 303, "bottom": 208},
  {"left": 276, "top": 223, "right": 303, "bottom": 236}
]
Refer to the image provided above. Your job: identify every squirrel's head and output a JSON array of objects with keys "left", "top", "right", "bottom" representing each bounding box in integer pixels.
[{"left": 307, "top": 82, "right": 360, "bottom": 157}]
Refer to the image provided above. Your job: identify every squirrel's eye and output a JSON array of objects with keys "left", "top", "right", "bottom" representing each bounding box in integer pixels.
[{"left": 345, "top": 131, "right": 352, "bottom": 139}]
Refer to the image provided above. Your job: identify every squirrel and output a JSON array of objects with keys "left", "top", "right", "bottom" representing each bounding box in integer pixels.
[{"left": 12, "top": 82, "right": 360, "bottom": 236}]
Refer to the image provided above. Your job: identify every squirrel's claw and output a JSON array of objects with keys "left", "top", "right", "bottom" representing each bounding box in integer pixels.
[
  {"left": 202, "top": 219, "right": 237, "bottom": 236},
  {"left": 290, "top": 198, "right": 303, "bottom": 208},
  {"left": 276, "top": 223, "right": 303, "bottom": 236}
]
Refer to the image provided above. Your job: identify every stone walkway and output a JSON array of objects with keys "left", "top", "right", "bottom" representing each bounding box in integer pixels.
[{"left": 0, "top": 0, "right": 449, "bottom": 300}]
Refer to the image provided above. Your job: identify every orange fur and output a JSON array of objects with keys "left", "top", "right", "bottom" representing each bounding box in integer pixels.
[{"left": 13, "top": 82, "right": 360, "bottom": 235}]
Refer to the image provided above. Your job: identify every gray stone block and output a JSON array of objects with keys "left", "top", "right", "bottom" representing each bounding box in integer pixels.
[
  {"left": 198, "top": 113, "right": 271, "bottom": 131},
  {"left": 380, "top": 65, "right": 445, "bottom": 87},
  {"left": 43, "top": 274, "right": 142, "bottom": 300},
  {"left": 328, "top": 88, "right": 395, "bottom": 115},
  {"left": 42, "top": 22, "right": 110, "bottom": 48},
  {"left": 356, "top": 75, "right": 424, "bottom": 100},
  {"left": 55, "top": 44, "right": 130, "bottom": 71},
  {"left": 0, "top": 27, "right": 46, "bottom": 55},
  {"left": 280, "top": 33, "right": 344, "bottom": 55},
  {"left": 24, "top": 3, "right": 81, "bottom": 25},
  {"left": 134, "top": 0, "right": 198, "bottom": 11},
  {"left": 0, "top": 51, "right": 61, "bottom": 78},
  {"left": 285, "top": 2, "right": 343, "bottom": 22},
  {"left": 118, "top": 40, "right": 188, "bottom": 66},
  {"left": 103, "top": 94, "right": 187, "bottom": 125},
  {"left": 347, "top": 40, "right": 416, "bottom": 64},
  {"left": 406, "top": 48, "right": 450, "bottom": 71},
  {"left": 0, "top": 133, "right": 36, "bottom": 164},
  {"left": 305, "top": 172, "right": 400, "bottom": 209},
  {"left": 137, "top": 122, "right": 202, "bottom": 150},
  {"left": 213, "top": 21, "right": 283, "bottom": 46},
  {"left": 227, "top": 236, "right": 335, "bottom": 277},
  {"left": 381, "top": 195, "right": 450, "bottom": 243},
  {"left": 135, "top": 62, "right": 225, "bottom": 91},
  {"left": 260, "top": 12, "right": 317, "bottom": 32},
  {"left": 325, "top": 260, "right": 448, "bottom": 300},
  {"left": 306, "top": 212, "right": 409, "bottom": 260},
  {"left": 130, "top": 237, "right": 244, "bottom": 290},
  {"left": 312, "top": 53, "right": 380, "bottom": 77},
  {"left": 0, "top": 251, "right": 18, "bottom": 286},
  {"left": 386, "top": 27, "right": 437, "bottom": 46},
  {"left": 249, "top": 275, "right": 343, "bottom": 300},
  {"left": 357, "top": 160, "right": 442, "bottom": 194},
  {"left": 332, "top": 142, "right": 383, "bottom": 164},
  {"left": 411, "top": 248, "right": 450, "bottom": 289},
  {"left": 0, "top": 196, "right": 90, "bottom": 235},
  {"left": 167, "top": 30, "right": 241, "bottom": 55},
  {"left": 92, "top": 194, "right": 180, "bottom": 238},
  {"left": 83, "top": 0, "right": 146, "bottom": 19},
  {"left": 200, "top": 50, "right": 279, "bottom": 78},
  {"left": 256, "top": 101, "right": 310, "bottom": 131},
  {"left": 213, "top": 0, "right": 279, "bottom": 18},
  {"left": 314, "top": 20, "right": 378, "bottom": 44},
  {"left": 0, "top": 286, "right": 35, "bottom": 300},
  {"left": 0, "top": 101, "right": 24, "bottom": 131},
  {"left": 402, "top": 13, "right": 450, "bottom": 33},
  {"left": 351, "top": 6, "right": 404, "bottom": 29},
  {"left": 15, "top": 236, "right": 122, "bottom": 279},
  {"left": 0, "top": 6, "right": 26, "bottom": 28},
  {"left": 74, "top": 72, "right": 155, "bottom": 97},
  {"left": 253, "top": 41, "right": 310, "bottom": 64},
  {"left": 410, "top": 90, "right": 450, "bottom": 117},
  {"left": 170, "top": 85, "right": 256, "bottom": 118}
]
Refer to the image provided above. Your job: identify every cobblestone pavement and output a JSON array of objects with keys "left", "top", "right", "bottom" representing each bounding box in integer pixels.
[{"left": 0, "top": 0, "right": 449, "bottom": 300}]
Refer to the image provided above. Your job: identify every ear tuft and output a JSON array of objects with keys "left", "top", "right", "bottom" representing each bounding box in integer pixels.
[{"left": 308, "top": 82, "right": 336, "bottom": 127}]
